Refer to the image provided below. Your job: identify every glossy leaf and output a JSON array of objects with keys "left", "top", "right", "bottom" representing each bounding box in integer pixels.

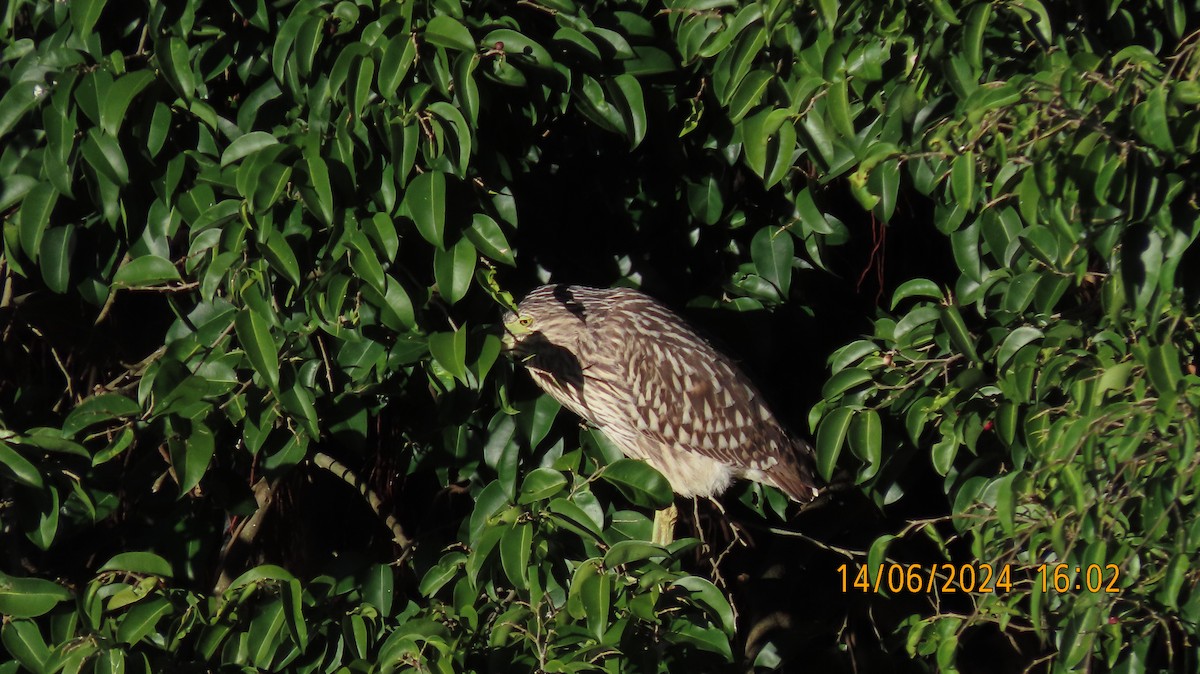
[
  {"left": 403, "top": 171, "right": 446, "bottom": 248},
  {"left": 424, "top": 16, "right": 475, "bottom": 52},
  {"left": 235, "top": 308, "right": 280, "bottom": 392},
  {"left": 815, "top": 406, "right": 853, "bottom": 481},
  {"left": 0, "top": 572, "right": 72, "bottom": 619},
  {"left": 599, "top": 459, "right": 673, "bottom": 510},
  {"left": 63, "top": 394, "right": 141, "bottom": 437},
  {"left": 433, "top": 237, "right": 476, "bottom": 305},
  {"left": 750, "top": 226, "right": 793, "bottom": 297},
  {"left": 113, "top": 255, "right": 181, "bottom": 287}
]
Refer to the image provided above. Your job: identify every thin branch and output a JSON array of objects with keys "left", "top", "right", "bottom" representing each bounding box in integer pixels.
[
  {"left": 213, "top": 477, "right": 279, "bottom": 594},
  {"left": 310, "top": 451, "right": 412, "bottom": 549}
]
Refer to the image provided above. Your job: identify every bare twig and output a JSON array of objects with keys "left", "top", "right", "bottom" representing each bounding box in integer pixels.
[
  {"left": 310, "top": 451, "right": 411, "bottom": 549},
  {"left": 213, "top": 477, "right": 279, "bottom": 594}
]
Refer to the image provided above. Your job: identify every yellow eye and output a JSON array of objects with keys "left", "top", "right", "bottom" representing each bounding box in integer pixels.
[{"left": 519, "top": 315, "right": 534, "bottom": 328}]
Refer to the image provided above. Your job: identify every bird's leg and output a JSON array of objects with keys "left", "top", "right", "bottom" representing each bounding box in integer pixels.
[{"left": 652, "top": 503, "right": 678, "bottom": 545}]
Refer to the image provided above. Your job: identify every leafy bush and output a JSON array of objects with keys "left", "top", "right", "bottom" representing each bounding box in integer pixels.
[{"left": 1, "top": 0, "right": 1198, "bottom": 672}]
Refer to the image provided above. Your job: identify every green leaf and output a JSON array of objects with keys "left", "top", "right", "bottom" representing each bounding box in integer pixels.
[
  {"left": 113, "top": 255, "right": 181, "bottom": 287},
  {"left": 261, "top": 231, "right": 301, "bottom": 287},
  {"left": 0, "top": 82, "right": 43, "bottom": 141},
  {"left": 518, "top": 467, "right": 568, "bottom": 504},
  {"left": 469, "top": 480, "right": 510, "bottom": 544},
  {"left": 612, "top": 74, "right": 647, "bottom": 148},
  {"left": 365, "top": 213, "right": 400, "bottom": 263},
  {"left": 147, "top": 102, "right": 171, "bottom": 157},
  {"left": 793, "top": 187, "right": 834, "bottom": 235},
  {"left": 939, "top": 305, "right": 981, "bottom": 363},
  {"left": 499, "top": 522, "right": 533, "bottom": 590},
  {"left": 821, "top": 367, "right": 872, "bottom": 399},
  {"left": 117, "top": 596, "right": 172, "bottom": 645},
  {"left": 304, "top": 150, "right": 334, "bottom": 226},
  {"left": 224, "top": 564, "right": 297, "bottom": 591},
  {"left": 365, "top": 275, "right": 416, "bottom": 331},
  {"left": 1132, "top": 87, "right": 1173, "bottom": 151},
  {"left": 221, "top": 131, "right": 280, "bottom": 167},
  {"left": 521, "top": 395, "right": 561, "bottom": 448},
  {"left": 599, "top": 459, "right": 673, "bottom": 510},
  {"left": 18, "top": 183, "right": 58, "bottom": 263},
  {"left": 247, "top": 599, "right": 285, "bottom": 668},
  {"left": 418, "top": 554, "right": 465, "bottom": 597},
  {"left": 548, "top": 498, "right": 604, "bottom": 540},
  {"left": 280, "top": 377, "right": 319, "bottom": 440},
  {"left": 429, "top": 328, "right": 468, "bottom": 381},
  {"left": 581, "top": 562, "right": 610, "bottom": 639},
  {"left": 39, "top": 225, "right": 76, "bottom": 294},
  {"left": 63, "top": 393, "right": 142, "bottom": 437},
  {"left": 1144, "top": 343, "right": 1181, "bottom": 402},
  {"left": 931, "top": 428, "right": 958, "bottom": 475},
  {"left": 2, "top": 620, "right": 50, "bottom": 674},
  {"left": 814, "top": 0, "right": 838, "bottom": 28},
  {"left": 433, "top": 237, "right": 476, "bottom": 305},
  {"left": 847, "top": 409, "right": 882, "bottom": 466},
  {"left": 996, "top": 326, "right": 1042, "bottom": 369},
  {"left": 160, "top": 37, "right": 195, "bottom": 99},
  {"left": 826, "top": 79, "right": 855, "bottom": 139},
  {"left": 815, "top": 406, "right": 853, "bottom": 481},
  {"left": 99, "top": 552, "right": 173, "bottom": 577},
  {"left": 0, "top": 441, "right": 43, "bottom": 489},
  {"left": 0, "top": 572, "right": 72, "bottom": 618},
  {"left": 890, "top": 278, "right": 941, "bottom": 308},
  {"left": 403, "top": 171, "right": 446, "bottom": 248},
  {"left": 379, "top": 33, "right": 418, "bottom": 100},
  {"left": 26, "top": 485, "right": 59, "bottom": 549},
  {"left": 750, "top": 226, "right": 793, "bottom": 297},
  {"left": 482, "top": 28, "right": 555, "bottom": 67},
  {"left": 170, "top": 422, "right": 214, "bottom": 495},
  {"left": 349, "top": 233, "right": 387, "bottom": 295},
  {"left": 924, "top": 0, "right": 960, "bottom": 25},
  {"left": 100, "top": 70, "right": 154, "bottom": 136},
  {"left": 424, "top": 15, "right": 475, "bottom": 52},
  {"left": 82, "top": 129, "right": 129, "bottom": 185},
  {"left": 674, "top": 576, "right": 736, "bottom": 635},
  {"left": 866, "top": 535, "right": 895, "bottom": 582},
  {"left": 603, "top": 540, "right": 667, "bottom": 566},
  {"left": 727, "top": 70, "right": 772, "bottom": 124},
  {"left": 281, "top": 577, "right": 309, "bottom": 648},
  {"left": 363, "top": 563, "right": 394, "bottom": 616},
  {"left": 893, "top": 306, "right": 940, "bottom": 342},
  {"left": 686, "top": 176, "right": 723, "bottom": 225},
  {"left": 428, "top": 101, "right": 473, "bottom": 176},
  {"left": 235, "top": 308, "right": 280, "bottom": 392},
  {"left": 464, "top": 213, "right": 514, "bottom": 266},
  {"left": 70, "top": 0, "right": 108, "bottom": 37},
  {"left": 950, "top": 151, "right": 974, "bottom": 205}
]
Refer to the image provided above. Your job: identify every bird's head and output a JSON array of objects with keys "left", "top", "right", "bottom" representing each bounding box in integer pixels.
[{"left": 501, "top": 285, "right": 593, "bottom": 357}]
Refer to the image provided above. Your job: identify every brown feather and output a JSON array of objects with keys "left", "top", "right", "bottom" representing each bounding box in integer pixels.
[{"left": 506, "top": 284, "right": 820, "bottom": 502}]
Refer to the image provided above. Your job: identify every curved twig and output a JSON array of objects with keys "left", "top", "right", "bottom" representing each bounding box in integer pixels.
[{"left": 310, "top": 451, "right": 411, "bottom": 549}]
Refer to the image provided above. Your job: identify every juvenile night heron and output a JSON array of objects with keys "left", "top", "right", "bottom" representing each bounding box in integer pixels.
[{"left": 503, "top": 284, "right": 820, "bottom": 542}]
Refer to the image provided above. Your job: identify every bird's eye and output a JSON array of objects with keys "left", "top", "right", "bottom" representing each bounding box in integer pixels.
[{"left": 519, "top": 315, "right": 534, "bottom": 328}]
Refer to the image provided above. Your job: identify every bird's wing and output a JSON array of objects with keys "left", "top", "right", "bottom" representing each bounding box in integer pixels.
[{"left": 625, "top": 338, "right": 819, "bottom": 502}]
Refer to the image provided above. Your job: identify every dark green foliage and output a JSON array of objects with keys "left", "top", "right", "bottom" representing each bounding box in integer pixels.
[{"left": 1, "top": 0, "right": 1199, "bottom": 672}]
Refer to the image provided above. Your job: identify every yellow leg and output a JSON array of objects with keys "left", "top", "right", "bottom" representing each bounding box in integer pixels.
[{"left": 652, "top": 503, "right": 678, "bottom": 545}]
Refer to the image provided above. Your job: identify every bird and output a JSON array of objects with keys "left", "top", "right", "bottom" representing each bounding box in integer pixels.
[{"left": 502, "top": 284, "right": 820, "bottom": 542}]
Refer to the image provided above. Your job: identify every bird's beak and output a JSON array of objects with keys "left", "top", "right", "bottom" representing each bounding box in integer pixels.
[{"left": 501, "top": 318, "right": 532, "bottom": 352}]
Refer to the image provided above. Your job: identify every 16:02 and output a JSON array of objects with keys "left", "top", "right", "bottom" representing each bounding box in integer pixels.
[{"left": 1038, "top": 563, "right": 1121, "bottom": 593}]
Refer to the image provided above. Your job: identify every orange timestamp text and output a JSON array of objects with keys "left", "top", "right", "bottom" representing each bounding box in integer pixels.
[
  {"left": 838, "top": 563, "right": 1016, "bottom": 594},
  {"left": 837, "top": 562, "right": 1123, "bottom": 594}
]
